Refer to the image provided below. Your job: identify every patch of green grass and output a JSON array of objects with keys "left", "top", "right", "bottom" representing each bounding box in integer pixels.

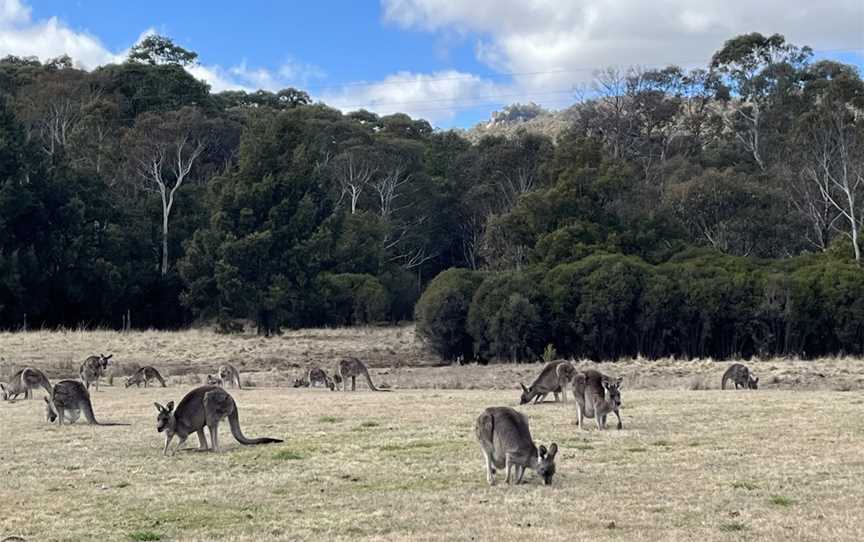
[
  {"left": 352, "top": 421, "right": 381, "bottom": 432},
  {"left": 129, "top": 531, "right": 162, "bottom": 541},
  {"left": 116, "top": 481, "right": 131, "bottom": 489},
  {"left": 652, "top": 440, "right": 672, "bottom": 447},
  {"left": 719, "top": 522, "right": 747, "bottom": 533},
  {"left": 318, "top": 416, "right": 341, "bottom": 423},
  {"left": 626, "top": 447, "right": 648, "bottom": 453},
  {"left": 731, "top": 481, "right": 759, "bottom": 490},
  {"left": 770, "top": 495, "right": 795, "bottom": 507},
  {"left": 273, "top": 450, "right": 304, "bottom": 460},
  {"left": 572, "top": 443, "right": 594, "bottom": 451}
]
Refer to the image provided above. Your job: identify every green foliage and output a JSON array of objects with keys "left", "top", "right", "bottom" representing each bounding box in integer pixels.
[
  {"left": 414, "top": 268, "right": 484, "bottom": 361},
  {"left": 128, "top": 35, "right": 198, "bottom": 66},
  {"left": 314, "top": 273, "right": 389, "bottom": 325}
]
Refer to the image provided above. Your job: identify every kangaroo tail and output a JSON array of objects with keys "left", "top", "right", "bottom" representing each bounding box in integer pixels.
[
  {"left": 363, "top": 366, "right": 389, "bottom": 392},
  {"left": 81, "top": 397, "right": 129, "bottom": 426},
  {"left": 228, "top": 408, "right": 282, "bottom": 445},
  {"left": 721, "top": 373, "right": 729, "bottom": 390}
]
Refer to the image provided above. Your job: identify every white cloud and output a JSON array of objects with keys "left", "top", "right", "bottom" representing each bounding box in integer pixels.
[
  {"left": 320, "top": 70, "right": 516, "bottom": 124},
  {"left": 0, "top": 0, "right": 325, "bottom": 94},
  {"left": 381, "top": 0, "right": 864, "bottom": 115}
]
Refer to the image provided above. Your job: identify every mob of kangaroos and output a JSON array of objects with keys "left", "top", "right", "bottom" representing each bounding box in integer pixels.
[
  {"left": 520, "top": 360, "right": 576, "bottom": 404},
  {"left": 79, "top": 354, "right": 112, "bottom": 391},
  {"left": 722, "top": 363, "right": 759, "bottom": 390},
  {"left": 1, "top": 367, "right": 52, "bottom": 400},
  {"left": 154, "top": 385, "right": 282, "bottom": 455}
]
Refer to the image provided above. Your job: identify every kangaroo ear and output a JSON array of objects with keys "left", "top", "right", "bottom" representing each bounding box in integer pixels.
[
  {"left": 520, "top": 383, "right": 528, "bottom": 393},
  {"left": 44, "top": 396, "right": 51, "bottom": 404},
  {"left": 616, "top": 377, "right": 624, "bottom": 389},
  {"left": 166, "top": 401, "right": 174, "bottom": 412},
  {"left": 538, "top": 444, "right": 548, "bottom": 458},
  {"left": 548, "top": 443, "right": 558, "bottom": 459},
  {"left": 153, "top": 402, "right": 164, "bottom": 412}
]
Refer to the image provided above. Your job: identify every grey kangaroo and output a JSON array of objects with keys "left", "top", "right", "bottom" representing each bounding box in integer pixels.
[
  {"left": 217, "top": 364, "right": 242, "bottom": 389},
  {"left": 80, "top": 354, "right": 112, "bottom": 391},
  {"left": 336, "top": 357, "right": 389, "bottom": 392},
  {"left": 572, "top": 370, "right": 623, "bottom": 430},
  {"left": 1, "top": 367, "right": 52, "bottom": 400},
  {"left": 125, "top": 366, "right": 167, "bottom": 388},
  {"left": 519, "top": 360, "right": 575, "bottom": 404},
  {"left": 475, "top": 406, "right": 558, "bottom": 485},
  {"left": 44, "top": 380, "right": 128, "bottom": 426},
  {"left": 721, "top": 363, "right": 759, "bottom": 390},
  {"left": 293, "top": 367, "right": 335, "bottom": 390},
  {"left": 154, "top": 385, "right": 282, "bottom": 455}
]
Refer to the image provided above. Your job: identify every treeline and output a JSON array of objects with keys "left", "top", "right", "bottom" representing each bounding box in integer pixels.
[
  {"left": 0, "top": 33, "right": 862, "bottom": 356},
  {"left": 415, "top": 251, "right": 864, "bottom": 362}
]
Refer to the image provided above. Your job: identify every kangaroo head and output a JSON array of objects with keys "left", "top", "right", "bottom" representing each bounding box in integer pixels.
[
  {"left": 749, "top": 375, "right": 759, "bottom": 390},
  {"left": 44, "top": 396, "right": 57, "bottom": 422},
  {"left": 218, "top": 366, "right": 231, "bottom": 379},
  {"left": 154, "top": 401, "right": 175, "bottom": 433},
  {"left": 519, "top": 383, "right": 532, "bottom": 405},
  {"left": 100, "top": 354, "right": 112, "bottom": 368},
  {"left": 536, "top": 443, "right": 559, "bottom": 485},
  {"left": 602, "top": 378, "right": 623, "bottom": 408},
  {"left": 206, "top": 374, "right": 220, "bottom": 385}
]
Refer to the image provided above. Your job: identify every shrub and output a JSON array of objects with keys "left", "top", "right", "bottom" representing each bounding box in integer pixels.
[
  {"left": 414, "top": 268, "right": 484, "bottom": 361},
  {"left": 314, "top": 273, "right": 389, "bottom": 325}
]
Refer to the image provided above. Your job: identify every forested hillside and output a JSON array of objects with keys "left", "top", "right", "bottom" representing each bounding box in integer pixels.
[{"left": 1, "top": 33, "right": 862, "bottom": 359}]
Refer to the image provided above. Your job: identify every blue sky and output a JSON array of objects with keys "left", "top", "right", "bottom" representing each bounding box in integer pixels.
[{"left": 2, "top": 0, "right": 863, "bottom": 128}]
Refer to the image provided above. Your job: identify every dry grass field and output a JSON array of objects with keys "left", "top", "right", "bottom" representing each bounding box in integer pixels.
[
  {"left": 2, "top": 327, "right": 864, "bottom": 541},
  {"left": 2, "top": 387, "right": 864, "bottom": 541}
]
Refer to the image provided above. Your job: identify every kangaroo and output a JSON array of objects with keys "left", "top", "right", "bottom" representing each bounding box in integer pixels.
[
  {"left": 572, "top": 370, "right": 623, "bottom": 430},
  {"left": 475, "top": 406, "right": 558, "bottom": 486},
  {"left": 519, "top": 360, "right": 575, "bottom": 404},
  {"left": 298, "top": 367, "right": 335, "bottom": 390},
  {"left": 206, "top": 374, "right": 221, "bottom": 386},
  {"left": 1, "top": 367, "right": 52, "bottom": 400},
  {"left": 79, "top": 354, "right": 112, "bottom": 391},
  {"left": 125, "top": 366, "right": 167, "bottom": 388},
  {"left": 722, "top": 363, "right": 759, "bottom": 390},
  {"left": 153, "top": 385, "right": 282, "bottom": 455},
  {"left": 43, "top": 380, "right": 128, "bottom": 426},
  {"left": 336, "top": 357, "right": 389, "bottom": 392},
  {"left": 217, "top": 364, "right": 242, "bottom": 389}
]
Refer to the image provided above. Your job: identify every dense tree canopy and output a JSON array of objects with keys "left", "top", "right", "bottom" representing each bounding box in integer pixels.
[{"left": 0, "top": 32, "right": 863, "bottom": 360}]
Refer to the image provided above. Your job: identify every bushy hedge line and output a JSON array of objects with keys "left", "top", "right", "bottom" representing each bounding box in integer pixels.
[{"left": 415, "top": 251, "right": 864, "bottom": 361}]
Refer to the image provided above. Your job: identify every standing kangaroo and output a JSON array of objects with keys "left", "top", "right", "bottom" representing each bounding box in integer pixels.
[
  {"left": 125, "top": 366, "right": 167, "bottom": 388},
  {"left": 721, "top": 363, "right": 759, "bottom": 390},
  {"left": 336, "top": 357, "right": 389, "bottom": 392},
  {"left": 79, "top": 354, "right": 112, "bottom": 391},
  {"left": 154, "top": 385, "right": 282, "bottom": 455},
  {"left": 217, "top": 364, "right": 242, "bottom": 389},
  {"left": 44, "top": 380, "right": 128, "bottom": 426},
  {"left": 519, "top": 360, "right": 576, "bottom": 404},
  {"left": 572, "top": 370, "right": 623, "bottom": 430},
  {"left": 475, "top": 406, "right": 558, "bottom": 485},
  {"left": 1, "top": 367, "right": 52, "bottom": 400}
]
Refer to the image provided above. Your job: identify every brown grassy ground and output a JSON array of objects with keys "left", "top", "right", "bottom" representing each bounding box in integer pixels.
[
  {"left": 1, "top": 385, "right": 863, "bottom": 541},
  {"left": 2, "top": 326, "right": 864, "bottom": 392}
]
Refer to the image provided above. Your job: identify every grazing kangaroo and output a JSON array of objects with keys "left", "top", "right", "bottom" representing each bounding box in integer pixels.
[
  {"left": 336, "top": 357, "right": 389, "bottom": 392},
  {"left": 475, "top": 406, "right": 558, "bottom": 485},
  {"left": 519, "top": 360, "right": 575, "bottom": 404},
  {"left": 572, "top": 370, "right": 623, "bottom": 430},
  {"left": 1, "top": 367, "right": 52, "bottom": 400},
  {"left": 153, "top": 385, "right": 282, "bottom": 455},
  {"left": 217, "top": 364, "right": 242, "bottom": 389},
  {"left": 43, "top": 380, "right": 128, "bottom": 426},
  {"left": 80, "top": 354, "right": 112, "bottom": 391},
  {"left": 299, "top": 367, "right": 335, "bottom": 390},
  {"left": 722, "top": 363, "right": 758, "bottom": 390},
  {"left": 125, "top": 366, "right": 167, "bottom": 388}
]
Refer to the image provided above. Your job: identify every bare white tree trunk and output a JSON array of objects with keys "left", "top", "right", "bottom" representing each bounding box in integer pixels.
[{"left": 335, "top": 153, "right": 375, "bottom": 214}]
